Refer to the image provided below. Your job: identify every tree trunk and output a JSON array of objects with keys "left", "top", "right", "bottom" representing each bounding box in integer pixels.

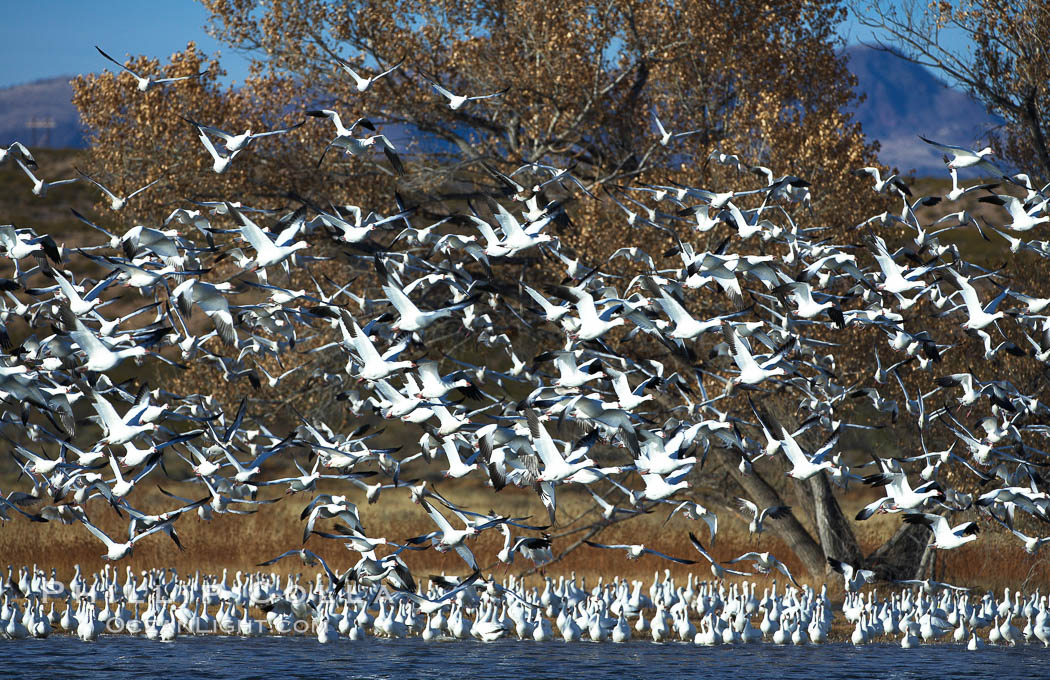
[
  {"left": 866, "top": 521, "right": 931, "bottom": 581},
  {"left": 1022, "top": 90, "right": 1050, "bottom": 182},
  {"left": 808, "top": 473, "right": 862, "bottom": 566},
  {"left": 710, "top": 448, "right": 826, "bottom": 576}
]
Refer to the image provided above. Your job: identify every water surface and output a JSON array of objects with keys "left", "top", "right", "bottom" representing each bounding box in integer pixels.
[{"left": 2, "top": 637, "right": 1048, "bottom": 679}]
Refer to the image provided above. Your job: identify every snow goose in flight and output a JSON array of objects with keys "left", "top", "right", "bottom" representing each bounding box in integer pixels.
[
  {"left": 852, "top": 166, "right": 911, "bottom": 197},
  {"left": 226, "top": 202, "right": 308, "bottom": 271},
  {"left": 379, "top": 279, "right": 479, "bottom": 335},
  {"left": 521, "top": 283, "right": 572, "bottom": 324},
  {"left": 48, "top": 269, "right": 117, "bottom": 317},
  {"left": 171, "top": 279, "right": 237, "bottom": 346},
  {"left": 934, "top": 372, "right": 1010, "bottom": 409},
  {"left": 1008, "top": 528, "right": 1050, "bottom": 555},
  {"left": 65, "top": 311, "right": 149, "bottom": 372},
  {"left": 977, "top": 193, "right": 1049, "bottom": 231},
  {"left": 192, "top": 125, "right": 243, "bottom": 174},
  {"left": 652, "top": 110, "right": 703, "bottom": 146},
  {"left": 919, "top": 136, "right": 997, "bottom": 171},
  {"left": 721, "top": 321, "right": 791, "bottom": 389},
  {"left": 586, "top": 487, "right": 649, "bottom": 522},
  {"left": 827, "top": 557, "right": 877, "bottom": 592},
  {"left": 605, "top": 367, "right": 657, "bottom": 410},
  {"left": 866, "top": 232, "right": 937, "bottom": 294},
  {"left": 488, "top": 199, "right": 556, "bottom": 251},
  {"left": 687, "top": 533, "right": 752, "bottom": 580},
  {"left": 642, "top": 277, "right": 727, "bottom": 340},
  {"left": 181, "top": 115, "right": 304, "bottom": 153},
  {"left": 943, "top": 268, "right": 1007, "bottom": 331},
  {"left": 416, "top": 498, "right": 482, "bottom": 570},
  {"left": 342, "top": 317, "right": 415, "bottom": 381},
  {"left": 414, "top": 360, "right": 482, "bottom": 401},
  {"left": 511, "top": 161, "right": 597, "bottom": 200},
  {"left": 299, "top": 493, "right": 365, "bottom": 541},
  {"left": 856, "top": 462, "right": 943, "bottom": 519},
  {"left": 945, "top": 167, "right": 998, "bottom": 202},
  {"left": 1005, "top": 172, "right": 1050, "bottom": 205},
  {"left": 771, "top": 280, "right": 845, "bottom": 327},
  {"left": 0, "top": 141, "right": 36, "bottom": 168},
  {"left": 727, "top": 552, "right": 801, "bottom": 588},
  {"left": 531, "top": 349, "right": 604, "bottom": 390},
  {"left": 525, "top": 408, "right": 594, "bottom": 484},
  {"left": 546, "top": 284, "right": 625, "bottom": 341},
  {"left": 640, "top": 471, "right": 689, "bottom": 501},
  {"left": 14, "top": 159, "right": 77, "bottom": 197},
  {"left": 0, "top": 494, "right": 45, "bottom": 523},
  {"left": 95, "top": 45, "right": 207, "bottom": 92},
  {"left": 6, "top": 439, "right": 84, "bottom": 478},
  {"left": 91, "top": 390, "right": 156, "bottom": 446},
  {"left": 74, "top": 167, "right": 162, "bottom": 211},
  {"left": 74, "top": 507, "right": 174, "bottom": 561},
  {"left": 0, "top": 225, "right": 59, "bottom": 269},
  {"left": 105, "top": 454, "right": 159, "bottom": 499},
  {"left": 665, "top": 501, "right": 718, "bottom": 544},
  {"left": 926, "top": 210, "right": 988, "bottom": 249},
  {"left": 737, "top": 498, "right": 792, "bottom": 536},
  {"left": 750, "top": 402, "right": 840, "bottom": 480},
  {"left": 583, "top": 540, "right": 697, "bottom": 565},
  {"left": 332, "top": 55, "right": 403, "bottom": 92},
  {"left": 634, "top": 428, "right": 696, "bottom": 476},
  {"left": 439, "top": 438, "right": 479, "bottom": 479},
  {"left": 307, "top": 110, "right": 405, "bottom": 175},
  {"left": 419, "top": 71, "right": 508, "bottom": 110},
  {"left": 903, "top": 512, "right": 979, "bottom": 550}
]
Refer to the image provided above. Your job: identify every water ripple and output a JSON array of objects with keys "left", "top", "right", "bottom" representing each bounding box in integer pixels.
[{"left": 2, "top": 637, "right": 1049, "bottom": 680}]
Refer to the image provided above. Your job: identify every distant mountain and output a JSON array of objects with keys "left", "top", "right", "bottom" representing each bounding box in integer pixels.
[
  {"left": 843, "top": 45, "right": 1000, "bottom": 175},
  {"left": 0, "top": 76, "right": 85, "bottom": 149}
]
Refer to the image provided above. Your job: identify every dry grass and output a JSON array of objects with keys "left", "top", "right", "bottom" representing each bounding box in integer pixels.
[{"left": 3, "top": 473, "right": 1044, "bottom": 594}]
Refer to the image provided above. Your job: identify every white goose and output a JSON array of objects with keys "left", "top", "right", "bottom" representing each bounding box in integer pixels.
[
  {"left": 75, "top": 509, "right": 174, "bottom": 561},
  {"left": 332, "top": 55, "right": 403, "bottom": 92},
  {"left": 978, "top": 193, "right": 1049, "bottom": 232},
  {"left": 344, "top": 318, "right": 415, "bottom": 381},
  {"left": 419, "top": 71, "right": 507, "bottom": 110},
  {"left": 96, "top": 45, "right": 207, "bottom": 92},
  {"left": 227, "top": 204, "right": 309, "bottom": 271},
  {"left": 75, "top": 167, "right": 162, "bottom": 211},
  {"left": 193, "top": 125, "right": 243, "bottom": 173},
  {"left": 903, "top": 513, "right": 980, "bottom": 550},
  {"left": 526, "top": 409, "right": 594, "bottom": 484},
  {"left": 91, "top": 390, "right": 156, "bottom": 446},
  {"left": 182, "top": 115, "right": 304, "bottom": 153},
  {"left": 14, "top": 158, "right": 77, "bottom": 197},
  {"left": 722, "top": 321, "right": 789, "bottom": 388},
  {"left": 308, "top": 110, "right": 405, "bottom": 174},
  {"left": 919, "top": 135, "right": 996, "bottom": 171}
]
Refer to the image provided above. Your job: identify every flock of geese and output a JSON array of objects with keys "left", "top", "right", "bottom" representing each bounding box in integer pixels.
[
  {"left": 1, "top": 44, "right": 1050, "bottom": 646},
  {"left": 2, "top": 564, "right": 1050, "bottom": 649}
]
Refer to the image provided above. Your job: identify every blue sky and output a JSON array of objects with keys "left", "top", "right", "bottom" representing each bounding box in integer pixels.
[
  {"left": 0, "top": 0, "right": 970, "bottom": 90},
  {"left": 0, "top": 0, "right": 252, "bottom": 87}
]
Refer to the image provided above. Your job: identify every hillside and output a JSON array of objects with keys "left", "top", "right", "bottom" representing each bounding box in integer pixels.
[
  {"left": 843, "top": 45, "right": 1001, "bottom": 175},
  {"left": 0, "top": 76, "right": 86, "bottom": 148}
]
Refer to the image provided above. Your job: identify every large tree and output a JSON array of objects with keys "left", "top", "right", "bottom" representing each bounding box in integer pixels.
[
  {"left": 60, "top": 0, "right": 1026, "bottom": 584},
  {"left": 75, "top": 1, "right": 880, "bottom": 235}
]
